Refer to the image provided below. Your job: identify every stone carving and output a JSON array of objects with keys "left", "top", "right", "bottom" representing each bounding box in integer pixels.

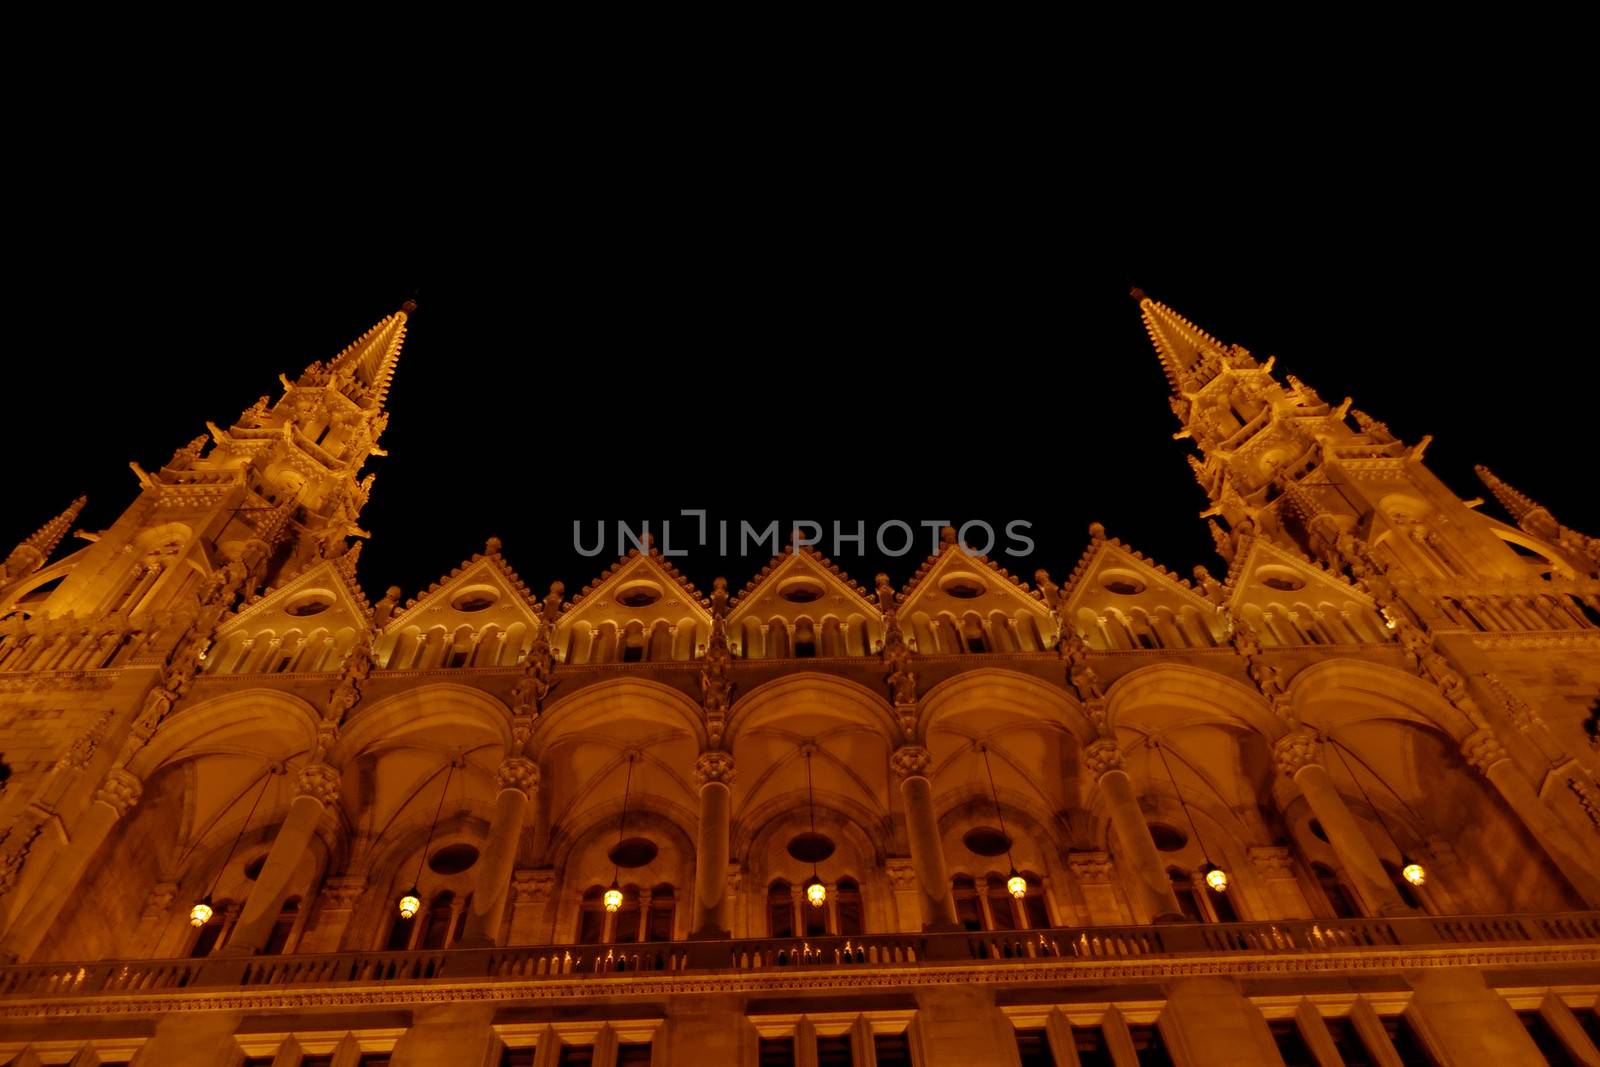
[
  {"left": 371, "top": 585, "right": 402, "bottom": 627},
  {"left": 884, "top": 858, "right": 919, "bottom": 891},
  {"left": 1067, "top": 851, "right": 1115, "bottom": 884},
  {"left": 497, "top": 757, "right": 540, "bottom": 796},
  {"left": 93, "top": 768, "right": 144, "bottom": 817},
  {"left": 1082, "top": 739, "right": 1124, "bottom": 778},
  {"left": 140, "top": 881, "right": 179, "bottom": 919},
  {"left": 296, "top": 762, "right": 342, "bottom": 805},
  {"left": 1461, "top": 729, "right": 1509, "bottom": 775},
  {"left": 889, "top": 745, "right": 933, "bottom": 782},
  {"left": 693, "top": 750, "right": 736, "bottom": 788},
  {"left": 882, "top": 616, "right": 917, "bottom": 710},
  {"left": 1248, "top": 846, "right": 1297, "bottom": 878},
  {"left": 700, "top": 578, "right": 734, "bottom": 749},
  {"left": 1273, "top": 731, "right": 1319, "bottom": 777},
  {"left": 512, "top": 869, "right": 557, "bottom": 904}
]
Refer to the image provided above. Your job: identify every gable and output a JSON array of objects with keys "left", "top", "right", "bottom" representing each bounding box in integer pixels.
[
  {"left": 205, "top": 558, "right": 370, "bottom": 674},
  {"left": 1225, "top": 538, "right": 1388, "bottom": 646},
  {"left": 727, "top": 548, "right": 881, "bottom": 659},
  {"left": 557, "top": 551, "right": 713, "bottom": 663},
  {"left": 897, "top": 540, "right": 1056, "bottom": 654},
  {"left": 1058, "top": 538, "right": 1223, "bottom": 652}
]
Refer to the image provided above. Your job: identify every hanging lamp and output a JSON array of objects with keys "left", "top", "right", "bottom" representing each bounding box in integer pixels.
[
  {"left": 1154, "top": 739, "right": 1228, "bottom": 894},
  {"left": 398, "top": 758, "right": 457, "bottom": 920},
  {"left": 605, "top": 754, "right": 636, "bottom": 913},
  {"left": 1329, "top": 739, "right": 1427, "bottom": 888},
  {"left": 192, "top": 768, "right": 275, "bottom": 926},
  {"left": 803, "top": 746, "right": 826, "bottom": 908},
  {"left": 979, "top": 744, "right": 1027, "bottom": 900}
]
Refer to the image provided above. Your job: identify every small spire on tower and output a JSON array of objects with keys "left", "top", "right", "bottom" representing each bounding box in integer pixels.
[
  {"left": 1, "top": 495, "right": 87, "bottom": 586},
  {"left": 1475, "top": 465, "right": 1539, "bottom": 523},
  {"left": 1135, "top": 291, "right": 1239, "bottom": 395}
]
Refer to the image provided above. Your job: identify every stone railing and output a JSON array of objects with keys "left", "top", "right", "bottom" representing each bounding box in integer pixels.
[{"left": 2, "top": 912, "right": 1596, "bottom": 1000}]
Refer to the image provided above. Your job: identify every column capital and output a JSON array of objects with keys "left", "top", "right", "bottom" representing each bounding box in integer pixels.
[
  {"left": 1461, "top": 728, "right": 1510, "bottom": 775},
  {"left": 1248, "top": 845, "right": 1298, "bottom": 878},
  {"left": 890, "top": 745, "right": 933, "bottom": 782},
  {"left": 140, "top": 881, "right": 179, "bottom": 920},
  {"left": 1273, "top": 730, "right": 1320, "bottom": 777},
  {"left": 1067, "top": 850, "right": 1115, "bottom": 884},
  {"left": 512, "top": 868, "right": 557, "bottom": 904},
  {"left": 295, "top": 762, "right": 341, "bottom": 805},
  {"left": 496, "top": 756, "right": 540, "bottom": 795},
  {"left": 884, "top": 857, "right": 919, "bottom": 891},
  {"left": 93, "top": 768, "right": 143, "bottom": 817},
  {"left": 694, "top": 750, "right": 736, "bottom": 787},
  {"left": 1083, "top": 738, "right": 1125, "bottom": 778},
  {"left": 318, "top": 875, "right": 368, "bottom": 909}
]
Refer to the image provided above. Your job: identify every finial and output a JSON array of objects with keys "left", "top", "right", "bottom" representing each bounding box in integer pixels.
[
  {"left": 1088, "top": 522, "right": 1106, "bottom": 541},
  {"left": 485, "top": 536, "right": 502, "bottom": 555},
  {"left": 400, "top": 299, "right": 418, "bottom": 315},
  {"left": 1129, "top": 286, "right": 1148, "bottom": 303},
  {"left": 940, "top": 525, "right": 957, "bottom": 545}
]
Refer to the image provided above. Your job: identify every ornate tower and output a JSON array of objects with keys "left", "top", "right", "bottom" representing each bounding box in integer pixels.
[{"left": 0, "top": 496, "right": 86, "bottom": 592}]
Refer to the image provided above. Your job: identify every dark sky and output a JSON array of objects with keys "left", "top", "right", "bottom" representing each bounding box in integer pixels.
[{"left": 7, "top": 215, "right": 1594, "bottom": 607}]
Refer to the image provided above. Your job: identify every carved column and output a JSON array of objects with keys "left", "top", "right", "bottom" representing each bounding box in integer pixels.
[
  {"left": 1462, "top": 729, "right": 1600, "bottom": 907},
  {"left": 892, "top": 745, "right": 960, "bottom": 930},
  {"left": 1085, "top": 739, "right": 1183, "bottom": 922},
  {"left": 222, "top": 762, "right": 339, "bottom": 955},
  {"left": 690, "top": 751, "right": 735, "bottom": 937},
  {"left": 1274, "top": 732, "right": 1409, "bottom": 917},
  {"left": 459, "top": 757, "right": 539, "bottom": 947},
  {"left": 507, "top": 868, "right": 556, "bottom": 945},
  {"left": 296, "top": 876, "right": 367, "bottom": 954},
  {"left": 0, "top": 767, "right": 142, "bottom": 962}
]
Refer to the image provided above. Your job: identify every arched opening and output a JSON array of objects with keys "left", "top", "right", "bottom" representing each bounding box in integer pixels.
[
  {"left": 768, "top": 879, "right": 794, "bottom": 938},
  {"left": 952, "top": 875, "right": 983, "bottom": 931},
  {"left": 576, "top": 886, "right": 606, "bottom": 944},
  {"left": 647, "top": 884, "right": 675, "bottom": 942},
  {"left": 836, "top": 878, "right": 863, "bottom": 937}
]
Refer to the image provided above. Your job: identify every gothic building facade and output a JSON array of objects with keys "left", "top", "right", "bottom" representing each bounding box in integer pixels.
[{"left": 1, "top": 297, "right": 1598, "bottom": 1066}]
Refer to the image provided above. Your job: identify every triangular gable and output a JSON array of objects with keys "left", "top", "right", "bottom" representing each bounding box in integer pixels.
[
  {"left": 1057, "top": 534, "right": 1219, "bottom": 623},
  {"left": 383, "top": 542, "right": 544, "bottom": 635},
  {"left": 728, "top": 545, "right": 881, "bottom": 625},
  {"left": 559, "top": 549, "right": 713, "bottom": 635},
  {"left": 215, "top": 555, "right": 371, "bottom": 639},
  {"left": 897, "top": 533, "right": 1054, "bottom": 630},
  {"left": 1223, "top": 537, "right": 1377, "bottom": 618}
]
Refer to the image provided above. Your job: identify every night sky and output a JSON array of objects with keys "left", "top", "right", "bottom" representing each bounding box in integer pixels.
[{"left": 8, "top": 222, "right": 1593, "bottom": 609}]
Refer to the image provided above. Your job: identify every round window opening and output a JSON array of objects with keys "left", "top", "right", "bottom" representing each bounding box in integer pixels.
[
  {"left": 1101, "top": 573, "right": 1147, "bottom": 596},
  {"left": 617, "top": 582, "right": 661, "bottom": 608},
  {"left": 941, "top": 574, "right": 987, "bottom": 599},
  {"left": 451, "top": 588, "right": 499, "bottom": 612},
  {"left": 780, "top": 579, "right": 825, "bottom": 604},
  {"left": 609, "top": 837, "right": 659, "bottom": 868},
  {"left": 243, "top": 854, "right": 268, "bottom": 881},
  {"left": 1148, "top": 823, "right": 1188, "bottom": 852},
  {"left": 286, "top": 595, "right": 333, "bottom": 618},
  {"left": 963, "top": 826, "right": 1014, "bottom": 857},
  {"left": 1308, "top": 819, "right": 1329, "bottom": 843},
  {"left": 787, "top": 831, "right": 836, "bottom": 864},
  {"left": 428, "top": 843, "right": 481, "bottom": 875},
  {"left": 1259, "top": 568, "right": 1306, "bottom": 592}
]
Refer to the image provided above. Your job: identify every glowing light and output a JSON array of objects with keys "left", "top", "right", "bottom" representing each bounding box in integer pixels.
[
  {"left": 398, "top": 890, "right": 421, "bottom": 920},
  {"left": 1402, "top": 861, "right": 1426, "bottom": 886},
  {"left": 1007, "top": 871, "right": 1027, "bottom": 900},
  {"left": 604, "top": 885, "right": 624, "bottom": 913},
  {"left": 189, "top": 898, "right": 213, "bottom": 927},
  {"left": 806, "top": 877, "right": 827, "bottom": 908},
  {"left": 1203, "top": 864, "right": 1228, "bottom": 892}
]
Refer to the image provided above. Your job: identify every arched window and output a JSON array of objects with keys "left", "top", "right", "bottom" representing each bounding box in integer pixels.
[
  {"left": 646, "top": 884, "right": 675, "bottom": 941},
  {"left": 835, "top": 879, "right": 864, "bottom": 937},
  {"left": 421, "top": 891, "right": 455, "bottom": 949},
  {"left": 1168, "top": 869, "right": 1204, "bottom": 922},
  {"left": 262, "top": 896, "right": 300, "bottom": 955},
  {"left": 768, "top": 880, "right": 794, "bottom": 938},
  {"left": 577, "top": 886, "right": 606, "bottom": 944},
  {"left": 1382, "top": 860, "right": 1423, "bottom": 911},
  {"left": 1019, "top": 873, "right": 1050, "bottom": 929},
  {"left": 451, "top": 892, "right": 473, "bottom": 944},
  {"left": 985, "top": 874, "right": 1018, "bottom": 930},
  {"left": 803, "top": 888, "right": 828, "bottom": 938},
  {"left": 1207, "top": 881, "right": 1239, "bottom": 922},
  {"left": 385, "top": 905, "right": 416, "bottom": 951},
  {"left": 613, "top": 886, "right": 641, "bottom": 944},
  {"left": 1313, "top": 863, "right": 1361, "bottom": 918},
  {"left": 952, "top": 876, "right": 983, "bottom": 931},
  {"left": 189, "top": 899, "right": 234, "bottom": 958}
]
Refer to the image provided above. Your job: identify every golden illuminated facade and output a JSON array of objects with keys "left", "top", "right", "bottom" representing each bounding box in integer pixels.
[{"left": 1, "top": 296, "right": 1599, "bottom": 1066}]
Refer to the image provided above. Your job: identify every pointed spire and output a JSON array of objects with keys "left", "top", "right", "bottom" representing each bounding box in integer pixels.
[
  {"left": 306, "top": 301, "right": 413, "bottom": 410},
  {"left": 2, "top": 495, "right": 86, "bottom": 586},
  {"left": 1475, "top": 465, "right": 1539, "bottom": 523},
  {"left": 1134, "top": 289, "right": 1235, "bottom": 394}
]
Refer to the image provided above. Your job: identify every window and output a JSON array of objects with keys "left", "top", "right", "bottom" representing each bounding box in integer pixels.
[
  {"left": 953, "top": 876, "right": 983, "bottom": 931},
  {"left": 421, "top": 891, "right": 455, "bottom": 949},
  {"left": 189, "top": 900, "right": 232, "bottom": 958},
  {"left": 835, "top": 879, "right": 864, "bottom": 937},
  {"left": 1327, "top": 1017, "right": 1379, "bottom": 1066},
  {"left": 385, "top": 908, "right": 416, "bottom": 951},
  {"left": 1517, "top": 1011, "right": 1580, "bottom": 1066},
  {"left": 873, "top": 1032, "right": 912, "bottom": 1067},
  {"left": 1014, "top": 1029, "right": 1055, "bottom": 1067},
  {"left": 556, "top": 1046, "right": 594, "bottom": 1067},
  {"left": 1207, "top": 882, "right": 1238, "bottom": 922},
  {"left": 613, "top": 886, "right": 641, "bottom": 944},
  {"left": 1269, "top": 1021, "right": 1317, "bottom": 1067},
  {"left": 1127, "top": 1024, "right": 1174, "bottom": 1067},
  {"left": 986, "top": 874, "right": 1019, "bottom": 930},
  {"left": 647, "top": 884, "right": 675, "bottom": 941},
  {"left": 616, "top": 1044, "right": 652, "bottom": 1066},
  {"left": 262, "top": 896, "right": 299, "bottom": 955},
  {"left": 757, "top": 1037, "right": 795, "bottom": 1066},
  {"left": 576, "top": 887, "right": 607, "bottom": 944},
  {"left": 1381, "top": 1015, "right": 1438, "bottom": 1066},
  {"left": 1021, "top": 874, "right": 1051, "bottom": 929},
  {"left": 768, "top": 881, "right": 794, "bottom": 938},
  {"left": 816, "top": 1034, "right": 853, "bottom": 1067},
  {"left": 1168, "top": 870, "right": 1204, "bottom": 922},
  {"left": 1314, "top": 863, "right": 1361, "bottom": 918},
  {"left": 1072, "top": 1026, "right": 1115, "bottom": 1067},
  {"left": 500, "top": 1049, "right": 537, "bottom": 1067},
  {"left": 803, "top": 890, "right": 828, "bottom": 938},
  {"left": 1383, "top": 860, "right": 1423, "bottom": 910}
]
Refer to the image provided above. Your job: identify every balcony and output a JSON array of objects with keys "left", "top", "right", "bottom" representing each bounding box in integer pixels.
[{"left": 3, "top": 912, "right": 1597, "bottom": 1004}]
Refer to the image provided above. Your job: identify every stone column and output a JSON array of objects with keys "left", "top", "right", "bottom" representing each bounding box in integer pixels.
[
  {"left": 1274, "top": 732, "right": 1410, "bottom": 917},
  {"left": 0, "top": 768, "right": 141, "bottom": 962},
  {"left": 891, "top": 745, "right": 959, "bottom": 930},
  {"left": 1462, "top": 729, "right": 1600, "bottom": 907},
  {"left": 222, "top": 762, "right": 339, "bottom": 955},
  {"left": 1404, "top": 968, "right": 1547, "bottom": 1064},
  {"left": 296, "top": 876, "right": 368, "bottom": 954},
  {"left": 689, "top": 751, "right": 735, "bottom": 937},
  {"left": 1157, "top": 976, "right": 1282, "bottom": 1066},
  {"left": 909, "top": 986, "right": 1019, "bottom": 1065},
  {"left": 459, "top": 756, "right": 539, "bottom": 948},
  {"left": 507, "top": 868, "right": 556, "bottom": 945},
  {"left": 1085, "top": 739, "right": 1183, "bottom": 922}
]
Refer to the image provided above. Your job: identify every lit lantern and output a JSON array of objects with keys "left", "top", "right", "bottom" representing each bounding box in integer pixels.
[
  {"left": 1401, "top": 858, "right": 1427, "bottom": 886},
  {"left": 189, "top": 896, "right": 214, "bottom": 928},
  {"left": 604, "top": 883, "right": 624, "bottom": 913},
  {"left": 805, "top": 876, "right": 827, "bottom": 908},
  {"left": 1203, "top": 863, "right": 1228, "bottom": 893},
  {"left": 397, "top": 888, "right": 421, "bottom": 920},
  {"left": 1007, "top": 869, "right": 1027, "bottom": 900}
]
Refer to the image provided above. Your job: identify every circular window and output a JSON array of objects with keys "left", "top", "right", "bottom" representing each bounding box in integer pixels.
[
  {"left": 780, "top": 578, "right": 825, "bottom": 604},
  {"left": 1101, "top": 571, "right": 1146, "bottom": 596},
  {"left": 450, "top": 587, "right": 499, "bottom": 612},
  {"left": 940, "top": 574, "right": 987, "bottom": 599},
  {"left": 609, "top": 837, "right": 660, "bottom": 869},
  {"left": 786, "top": 831, "right": 836, "bottom": 864},
  {"left": 1308, "top": 819, "right": 1329, "bottom": 843},
  {"left": 428, "top": 843, "right": 481, "bottom": 874},
  {"left": 963, "top": 826, "right": 1014, "bottom": 857},
  {"left": 1258, "top": 567, "right": 1306, "bottom": 592},
  {"left": 286, "top": 593, "right": 333, "bottom": 617},
  {"left": 1148, "top": 824, "right": 1188, "bottom": 852},
  {"left": 243, "top": 854, "right": 268, "bottom": 880},
  {"left": 617, "top": 582, "right": 661, "bottom": 608}
]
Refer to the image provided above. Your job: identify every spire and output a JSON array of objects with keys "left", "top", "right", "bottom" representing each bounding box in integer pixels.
[
  {"left": 1475, "top": 465, "right": 1539, "bottom": 523},
  {"left": 299, "top": 301, "right": 413, "bottom": 411},
  {"left": 1, "top": 495, "right": 86, "bottom": 586},
  {"left": 1134, "top": 289, "right": 1239, "bottom": 394}
]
